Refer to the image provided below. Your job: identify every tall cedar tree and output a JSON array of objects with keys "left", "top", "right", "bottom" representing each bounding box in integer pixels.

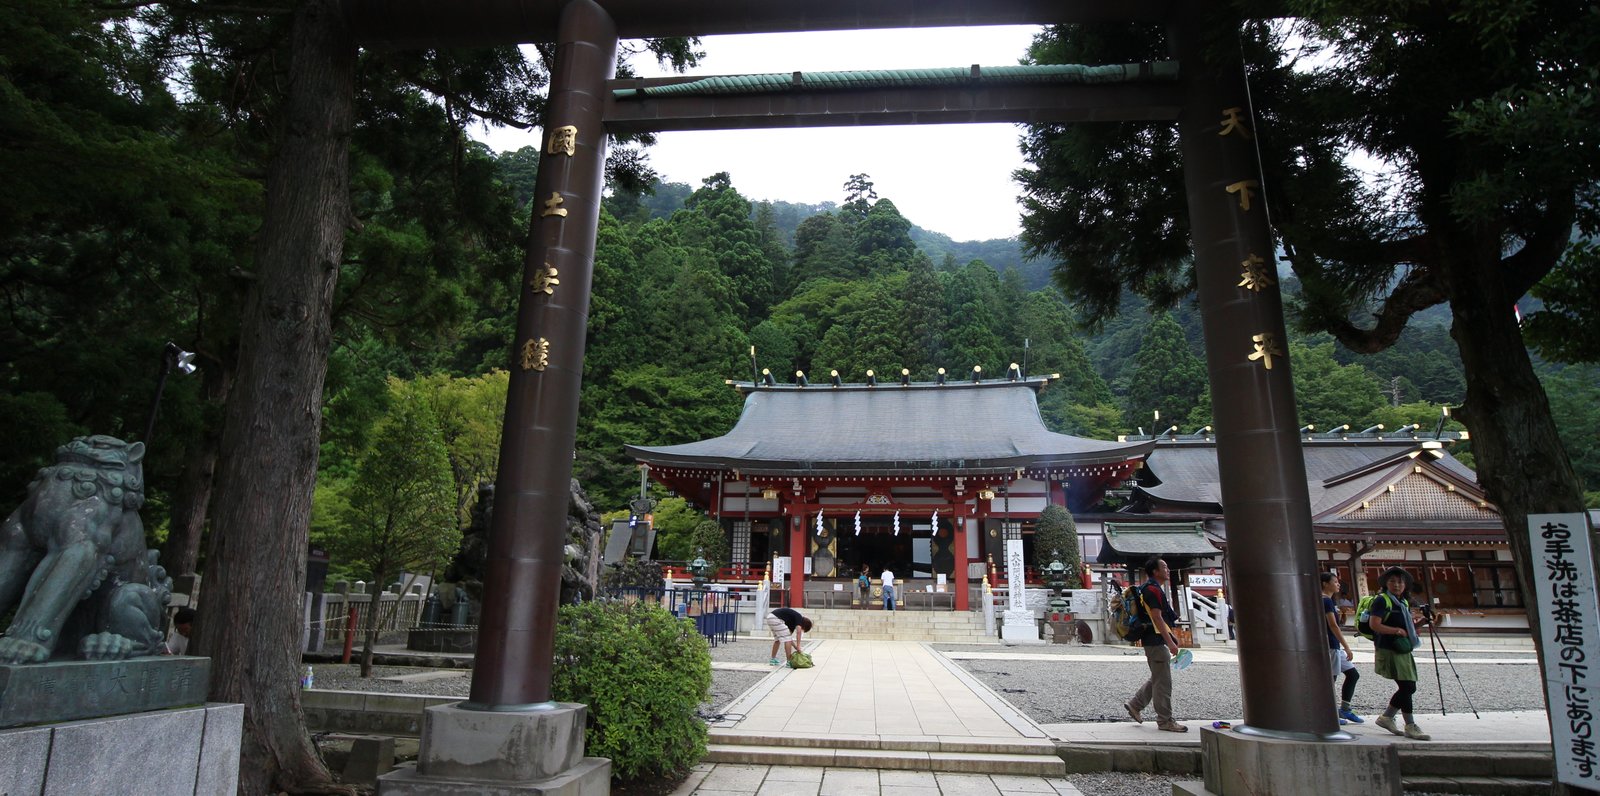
[
  {"left": 338, "top": 382, "right": 457, "bottom": 677},
  {"left": 1120, "top": 312, "right": 1206, "bottom": 432},
  {"left": 1017, "top": 9, "right": 1597, "bottom": 772}
]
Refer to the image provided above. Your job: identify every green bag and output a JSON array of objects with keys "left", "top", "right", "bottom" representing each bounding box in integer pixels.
[{"left": 787, "top": 650, "right": 814, "bottom": 669}]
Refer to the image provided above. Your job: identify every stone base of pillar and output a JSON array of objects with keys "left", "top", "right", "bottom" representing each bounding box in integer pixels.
[
  {"left": 1000, "top": 609, "right": 1043, "bottom": 644},
  {"left": 1172, "top": 727, "right": 1400, "bottom": 796},
  {"left": 377, "top": 702, "right": 610, "bottom": 795}
]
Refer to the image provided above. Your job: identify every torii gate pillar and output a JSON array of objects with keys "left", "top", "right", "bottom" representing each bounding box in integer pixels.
[
  {"left": 380, "top": 0, "right": 615, "bottom": 791},
  {"left": 1173, "top": 3, "right": 1401, "bottom": 794}
]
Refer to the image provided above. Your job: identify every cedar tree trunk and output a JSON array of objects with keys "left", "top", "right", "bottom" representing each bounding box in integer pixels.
[
  {"left": 1442, "top": 219, "right": 1589, "bottom": 795},
  {"left": 192, "top": 1, "right": 354, "bottom": 793},
  {"left": 161, "top": 362, "right": 231, "bottom": 578}
]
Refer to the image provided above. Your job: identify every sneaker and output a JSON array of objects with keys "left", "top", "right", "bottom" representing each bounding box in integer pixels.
[
  {"left": 1124, "top": 701, "right": 1143, "bottom": 724},
  {"left": 1338, "top": 715, "right": 1348, "bottom": 725},
  {"left": 1156, "top": 720, "right": 1189, "bottom": 733},
  {"left": 1404, "top": 724, "right": 1431, "bottom": 741},
  {"left": 1375, "top": 715, "right": 1403, "bottom": 736},
  {"left": 769, "top": 657, "right": 781, "bottom": 666},
  {"left": 1339, "top": 708, "right": 1365, "bottom": 724}
]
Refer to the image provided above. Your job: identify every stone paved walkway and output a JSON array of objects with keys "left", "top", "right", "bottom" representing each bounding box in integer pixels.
[{"left": 671, "top": 764, "right": 1085, "bottom": 795}]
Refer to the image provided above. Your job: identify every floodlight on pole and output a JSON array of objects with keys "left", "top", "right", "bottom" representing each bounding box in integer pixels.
[{"left": 142, "top": 342, "right": 200, "bottom": 446}]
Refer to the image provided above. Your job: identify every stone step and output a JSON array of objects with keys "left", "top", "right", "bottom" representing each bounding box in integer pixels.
[
  {"left": 709, "top": 729, "right": 1056, "bottom": 756},
  {"left": 704, "top": 744, "right": 1066, "bottom": 776},
  {"left": 1398, "top": 775, "right": 1550, "bottom": 795},
  {"left": 1397, "top": 748, "right": 1553, "bottom": 778}
]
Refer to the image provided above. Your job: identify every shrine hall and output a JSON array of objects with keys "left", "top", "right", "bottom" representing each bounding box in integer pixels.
[{"left": 625, "top": 372, "right": 1153, "bottom": 610}]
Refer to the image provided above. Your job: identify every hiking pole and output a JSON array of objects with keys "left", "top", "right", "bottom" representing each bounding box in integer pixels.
[{"left": 1426, "top": 618, "right": 1480, "bottom": 719}]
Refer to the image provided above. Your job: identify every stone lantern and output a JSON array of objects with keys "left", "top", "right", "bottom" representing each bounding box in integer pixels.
[
  {"left": 688, "top": 549, "right": 712, "bottom": 589},
  {"left": 1045, "top": 549, "right": 1072, "bottom": 621}
]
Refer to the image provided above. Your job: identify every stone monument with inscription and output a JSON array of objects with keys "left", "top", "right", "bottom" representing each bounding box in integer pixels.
[
  {"left": 0, "top": 435, "right": 242, "bottom": 796},
  {"left": 1000, "top": 539, "right": 1043, "bottom": 644}
]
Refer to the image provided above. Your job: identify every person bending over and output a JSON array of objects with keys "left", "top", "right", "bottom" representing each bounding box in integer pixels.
[{"left": 766, "top": 607, "right": 812, "bottom": 666}]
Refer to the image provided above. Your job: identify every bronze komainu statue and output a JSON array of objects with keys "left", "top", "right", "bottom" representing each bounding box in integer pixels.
[{"left": 0, "top": 436, "right": 172, "bottom": 663}]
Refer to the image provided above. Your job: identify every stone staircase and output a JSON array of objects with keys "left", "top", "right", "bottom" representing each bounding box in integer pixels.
[
  {"left": 705, "top": 729, "right": 1067, "bottom": 776},
  {"left": 785, "top": 607, "right": 996, "bottom": 643},
  {"left": 1397, "top": 746, "right": 1552, "bottom": 795}
]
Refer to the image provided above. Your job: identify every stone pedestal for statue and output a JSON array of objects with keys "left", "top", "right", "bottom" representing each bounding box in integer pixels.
[
  {"left": 0, "top": 701, "right": 242, "bottom": 796},
  {"left": 1174, "top": 727, "right": 1399, "bottom": 796},
  {"left": 377, "top": 702, "right": 609, "bottom": 795},
  {"left": 0, "top": 657, "right": 242, "bottom": 795},
  {"left": 1000, "top": 609, "right": 1043, "bottom": 644}
]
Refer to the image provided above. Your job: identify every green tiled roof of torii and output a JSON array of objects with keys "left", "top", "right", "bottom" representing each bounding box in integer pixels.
[{"left": 612, "top": 62, "right": 1179, "bottom": 99}]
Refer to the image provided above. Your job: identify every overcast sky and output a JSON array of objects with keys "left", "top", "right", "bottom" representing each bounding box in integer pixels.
[{"left": 477, "top": 26, "right": 1044, "bottom": 242}]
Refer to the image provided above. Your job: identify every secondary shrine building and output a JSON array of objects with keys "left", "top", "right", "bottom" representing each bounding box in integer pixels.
[{"left": 626, "top": 375, "right": 1152, "bottom": 610}]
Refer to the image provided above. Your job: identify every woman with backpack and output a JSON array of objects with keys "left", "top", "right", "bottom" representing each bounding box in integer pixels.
[{"left": 1368, "top": 566, "right": 1432, "bottom": 740}]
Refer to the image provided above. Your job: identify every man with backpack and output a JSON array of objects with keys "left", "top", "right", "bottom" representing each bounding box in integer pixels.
[{"left": 1123, "top": 557, "right": 1187, "bottom": 732}]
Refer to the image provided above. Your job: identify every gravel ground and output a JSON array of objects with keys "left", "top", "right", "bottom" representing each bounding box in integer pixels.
[{"left": 949, "top": 653, "right": 1544, "bottom": 724}]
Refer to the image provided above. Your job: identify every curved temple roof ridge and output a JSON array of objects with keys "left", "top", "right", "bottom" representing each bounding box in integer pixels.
[
  {"left": 612, "top": 62, "right": 1178, "bottom": 99},
  {"left": 628, "top": 379, "right": 1153, "bottom": 475}
]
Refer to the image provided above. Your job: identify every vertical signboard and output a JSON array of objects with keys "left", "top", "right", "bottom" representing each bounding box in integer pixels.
[
  {"left": 1530, "top": 512, "right": 1600, "bottom": 787},
  {"left": 1006, "top": 539, "right": 1027, "bottom": 612}
]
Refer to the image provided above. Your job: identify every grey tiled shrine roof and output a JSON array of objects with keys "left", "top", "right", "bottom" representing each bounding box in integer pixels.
[{"left": 626, "top": 380, "right": 1154, "bottom": 476}]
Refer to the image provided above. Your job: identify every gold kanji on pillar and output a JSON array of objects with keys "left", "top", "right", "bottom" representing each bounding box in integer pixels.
[
  {"left": 541, "top": 192, "right": 568, "bottom": 218},
  {"left": 531, "top": 264, "right": 560, "bottom": 295},
  {"left": 1237, "top": 253, "right": 1275, "bottom": 292},
  {"left": 1218, "top": 107, "right": 1253, "bottom": 139},
  {"left": 1226, "top": 180, "right": 1261, "bottom": 211},
  {"left": 546, "top": 125, "right": 578, "bottom": 157},
  {"left": 1248, "top": 332, "right": 1284, "bottom": 370},
  {"left": 520, "top": 337, "right": 551, "bottom": 371}
]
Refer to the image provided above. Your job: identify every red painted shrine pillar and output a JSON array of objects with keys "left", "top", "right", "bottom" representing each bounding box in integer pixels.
[
  {"left": 788, "top": 511, "right": 807, "bottom": 608},
  {"left": 953, "top": 505, "right": 970, "bottom": 611}
]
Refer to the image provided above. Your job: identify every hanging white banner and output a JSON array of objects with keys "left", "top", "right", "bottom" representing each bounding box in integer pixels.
[{"left": 854, "top": 510, "right": 862, "bottom": 536}]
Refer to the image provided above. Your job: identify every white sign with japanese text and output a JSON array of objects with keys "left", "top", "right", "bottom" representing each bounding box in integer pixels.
[
  {"left": 1529, "top": 512, "right": 1600, "bottom": 787},
  {"left": 1190, "top": 574, "right": 1224, "bottom": 588},
  {"left": 1006, "top": 539, "right": 1027, "bottom": 612}
]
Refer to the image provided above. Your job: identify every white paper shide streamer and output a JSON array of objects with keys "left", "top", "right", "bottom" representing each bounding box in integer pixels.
[
  {"left": 893, "top": 509, "right": 900, "bottom": 536},
  {"left": 816, "top": 510, "right": 824, "bottom": 536},
  {"left": 854, "top": 510, "right": 862, "bottom": 535}
]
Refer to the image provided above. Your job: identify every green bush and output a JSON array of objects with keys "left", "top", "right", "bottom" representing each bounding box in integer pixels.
[{"left": 551, "top": 600, "right": 711, "bottom": 781}]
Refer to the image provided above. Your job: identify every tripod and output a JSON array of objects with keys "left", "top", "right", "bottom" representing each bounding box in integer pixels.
[{"left": 1423, "top": 612, "right": 1480, "bottom": 718}]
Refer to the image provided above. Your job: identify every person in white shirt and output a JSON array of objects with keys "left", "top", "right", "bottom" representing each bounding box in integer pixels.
[
  {"left": 880, "top": 569, "right": 896, "bottom": 611},
  {"left": 165, "top": 607, "right": 195, "bottom": 655}
]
